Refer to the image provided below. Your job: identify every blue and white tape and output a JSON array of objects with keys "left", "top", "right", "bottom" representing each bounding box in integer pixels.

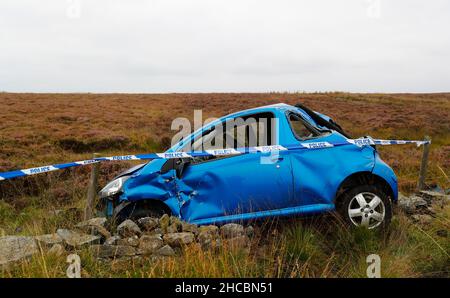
[{"left": 0, "top": 137, "right": 430, "bottom": 181}]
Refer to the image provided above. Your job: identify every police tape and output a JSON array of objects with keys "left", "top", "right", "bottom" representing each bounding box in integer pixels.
[{"left": 0, "top": 137, "right": 430, "bottom": 181}]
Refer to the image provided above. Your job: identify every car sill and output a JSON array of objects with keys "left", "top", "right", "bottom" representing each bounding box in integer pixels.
[{"left": 190, "top": 203, "right": 335, "bottom": 225}]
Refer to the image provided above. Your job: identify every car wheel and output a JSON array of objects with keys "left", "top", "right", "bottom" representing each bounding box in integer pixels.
[{"left": 337, "top": 185, "right": 392, "bottom": 229}]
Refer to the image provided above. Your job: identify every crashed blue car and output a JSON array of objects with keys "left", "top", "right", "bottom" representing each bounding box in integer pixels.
[{"left": 99, "top": 103, "right": 398, "bottom": 229}]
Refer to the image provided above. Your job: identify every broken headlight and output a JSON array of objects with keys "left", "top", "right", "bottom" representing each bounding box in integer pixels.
[{"left": 99, "top": 176, "right": 130, "bottom": 199}]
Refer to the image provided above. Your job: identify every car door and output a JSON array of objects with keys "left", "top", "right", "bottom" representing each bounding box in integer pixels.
[
  {"left": 286, "top": 112, "right": 335, "bottom": 206},
  {"left": 178, "top": 112, "right": 295, "bottom": 222},
  {"left": 286, "top": 111, "right": 375, "bottom": 206}
]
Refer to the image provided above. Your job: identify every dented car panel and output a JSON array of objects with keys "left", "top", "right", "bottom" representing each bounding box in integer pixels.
[
  {"left": 290, "top": 136, "right": 376, "bottom": 206},
  {"left": 119, "top": 159, "right": 183, "bottom": 216},
  {"left": 107, "top": 103, "right": 398, "bottom": 224},
  {"left": 179, "top": 151, "right": 294, "bottom": 222}
]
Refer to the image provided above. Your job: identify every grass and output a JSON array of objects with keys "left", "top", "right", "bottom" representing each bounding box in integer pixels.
[
  {"left": 0, "top": 92, "right": 449, "bottom": 277},
  {"left": 1, "top": 205, "right": 448, "bottom": 277}
]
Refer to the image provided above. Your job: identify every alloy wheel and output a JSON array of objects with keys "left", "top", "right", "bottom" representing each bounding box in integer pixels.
[{"left": 348, "top": 192, "right": 385, "bottom": 229}]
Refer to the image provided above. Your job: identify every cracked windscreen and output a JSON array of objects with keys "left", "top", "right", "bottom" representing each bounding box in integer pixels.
[{"left": 288, "top": 113, "right": 320, "bottom": 140}]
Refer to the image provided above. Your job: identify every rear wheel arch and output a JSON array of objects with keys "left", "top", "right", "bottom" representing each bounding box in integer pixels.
[{"left": 334, "top": 171, "right": 395, "bottom": 207}]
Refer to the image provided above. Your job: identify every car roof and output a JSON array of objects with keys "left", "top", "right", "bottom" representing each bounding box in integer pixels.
[
  {"left": 223, "top": 103, "right": 295, "bottom": 119},
  {"left": 169, "top": 102, "right": 326, "bottom": 152},
  {"left": 221, "top": 103, "right": 328, "bottom": 131}
]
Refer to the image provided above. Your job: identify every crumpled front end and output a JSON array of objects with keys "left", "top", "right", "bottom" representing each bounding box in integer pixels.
[{"left": 117, "top": 159, "right": 185, "bottom": 217}]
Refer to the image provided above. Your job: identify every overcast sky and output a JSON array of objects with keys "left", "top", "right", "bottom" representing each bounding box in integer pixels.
[{"left": 1, "top": 0, "right": 449, "bottom": 93}]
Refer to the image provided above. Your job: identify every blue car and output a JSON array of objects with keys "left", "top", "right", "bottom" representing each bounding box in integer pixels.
[{"left": 99, "top": 103, "right": 398, "bottom": 229}]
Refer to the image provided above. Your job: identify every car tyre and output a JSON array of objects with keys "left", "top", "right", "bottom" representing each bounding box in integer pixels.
[{"left": 337, "top": 185, "right": 392, "bottom": 229}]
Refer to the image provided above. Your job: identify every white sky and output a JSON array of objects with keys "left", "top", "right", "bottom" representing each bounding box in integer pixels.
[{"left": 1, "top": 0, "right": 449, "bottom": 93}]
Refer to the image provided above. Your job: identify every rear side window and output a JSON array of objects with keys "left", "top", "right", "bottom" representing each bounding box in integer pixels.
[{"left": 288, "top": 113, "right": 320, "bottom": 140}]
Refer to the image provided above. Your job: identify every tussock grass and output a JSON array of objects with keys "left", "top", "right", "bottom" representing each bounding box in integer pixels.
[{"left": 1, "top": 202, "right": 448, "bottom": 277}]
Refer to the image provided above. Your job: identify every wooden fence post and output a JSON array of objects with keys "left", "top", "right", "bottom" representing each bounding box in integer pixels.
[
  {"left": 417, "top": 136, "right": 431, "bottom": 191},
  {"left": 84, "top": 153, "right": 100, "bottom": 220}
]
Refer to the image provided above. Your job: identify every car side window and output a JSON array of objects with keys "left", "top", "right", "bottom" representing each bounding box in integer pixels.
[
  {"left": 187, "top": 112, "right": 275, "bottom": 164},
  {"left": 288, "top": 113, "right": 320, "bottom": 140}
]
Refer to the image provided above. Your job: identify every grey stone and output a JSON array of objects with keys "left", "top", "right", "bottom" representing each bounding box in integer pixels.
[
  {"left": 197, "top": 225, "right": 219, "bottom": 247},
  {"left": 137, "top": 217, "right": 159, "bottom": 231},
  {"left": 245, "top": 226, "right": 255, "bottom": 238},
  {"left": 200, "top": 237, "right": 222, "bottom": 251},
  {"left": 220, "top": 223, "right": 245, "bottom": 238},
  {"left": 198, "top": 225, "right": 219, "bottom": 235},
  {"left": 83, "top": 225, "right": 111, "bottom": 240},
  {"left": 47, "top": 243, "right": 65, "bottom": 257},
  {"left": 76, "top": 217, "right": 107, "bottom": 228},
  {"left": 159, "top": 214, "right": 170, "bottom": 232},
  {"left": 57, "top": 229, "right": 101, "bottom": 248},
  {"left": 397, "top": 192, "right": 410, "bottom": 208},
  {"left": 167, "top": 223, "right": 181, "bottom": 233},
  {"left": 117, "top": 219, "right": 141, "bottom": 238},
  {"left": 411, "top": 196, "right": 428, "bottom": 207},
  {"left": 76, "top": 217, "right": 111, "bottom": 239},
  {"left": 398, "top": 193, "right": 428, "bottom": 214},
  {"left": 90, "top": 245, "right": 137, "bottom": 258},
  {"left": 163, "top": 232, "right": 195, "bottom": 247},
  {"left": 198, "top": 233, "right": 213, "bottom": 248},
  {"left": 170, "top": 216, "right": 182, "bottom": 226},
  {"left": 181, "top": 222, "right": 199, "bottom": 234},
  {"left": 34, "top": 233, "right": 63, "bottom": 248},
  {"left": 105, "top": 236, "right": 121, "bottom": 245},
  {"left": 411, "top": 214, "right": 433, "bottom": 224},
  {"left": 0, "top": 236, "right": 38, "bottom": 266},
  {"left": 138, "top": 234, "right": 163, "bottom": 255},
  {"left": 419, "top": 190, "right": 449, "bottom": 203},
  {"left": 156, "top": 245, "right": 176, "bottom": 256},
  {"left": 152, "top": 228, "right": 163, "bottom": 235},
  {"left": 117, "top": 235, "right": 140, "bottom": 247}
]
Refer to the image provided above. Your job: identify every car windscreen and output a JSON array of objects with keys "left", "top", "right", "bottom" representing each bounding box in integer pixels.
[{"left": 288, "top": 113, "right": 322, "bottom": 140}]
